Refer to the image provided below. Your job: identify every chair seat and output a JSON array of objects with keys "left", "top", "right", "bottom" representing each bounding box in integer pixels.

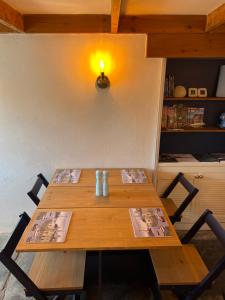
[
  {"left": 160, "top": 197, "right": 178, "bottom": 217},
  {"left": 28, "top": 251, "right": 86, "bottom": 291},
  {"left": 150, "top": 244, "right": 208, "bottom": 286}
]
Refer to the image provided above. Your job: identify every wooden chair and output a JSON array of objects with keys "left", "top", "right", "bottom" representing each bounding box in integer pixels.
[
  {"left": 27, "top": 173, "right": 49, "bottom": 206},
  {"left": 0, "top": 212, "right": 86, "bottom": 300},
  {"left": 149, "top": 209, "right": 225, "bottom": 300},
  {"left": 160, "top": 172, "right": 199, "bottom": 224}
]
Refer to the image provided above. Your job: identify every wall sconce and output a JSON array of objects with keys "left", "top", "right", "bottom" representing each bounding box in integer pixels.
[{"left": 96, "top": 60, "right": 110, "bottom": 89}]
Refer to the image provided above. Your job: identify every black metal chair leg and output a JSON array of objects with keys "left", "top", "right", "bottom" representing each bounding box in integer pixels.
[
  {"left": 80, "top": 291, "right": 87, "bottom": 300},
  {"left": 76, "top": 294, "right": 80, "bottom": 300},
  {"left": 148, "top": 255, "right": 162, "bottom": 300},
  {"left": 98, "top": 251, "right": 103, "bottom": 300}
]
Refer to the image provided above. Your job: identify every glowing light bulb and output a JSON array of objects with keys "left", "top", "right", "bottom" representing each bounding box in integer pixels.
[{"left": 99, "top": 60, "right": 105, "bottom": 73}]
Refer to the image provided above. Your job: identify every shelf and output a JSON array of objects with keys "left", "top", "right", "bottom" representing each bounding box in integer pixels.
[
  {"left": 164, "top": 97, "right": 225, "bottom": 101},
  {"left": 161, "top": 127, "right": 225, "bottom": 133}
]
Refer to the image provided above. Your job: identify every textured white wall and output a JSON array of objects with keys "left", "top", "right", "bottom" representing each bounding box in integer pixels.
[{"left": 0, "top": 34, "right": 165, "bottom": 232}]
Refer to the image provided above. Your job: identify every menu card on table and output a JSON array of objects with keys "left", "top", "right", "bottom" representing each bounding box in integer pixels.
[
  {"left": 53, "top": 169, "right": 81, "bottom": 184},
  {"left": 129, "top": 208, "right": 171, "bottom": 238},
  {"left": 26, "top": 211, "right": 72, "bottom": 243},
  {"left": 121, "top": 169, "right": 147, "bottom": 184}
]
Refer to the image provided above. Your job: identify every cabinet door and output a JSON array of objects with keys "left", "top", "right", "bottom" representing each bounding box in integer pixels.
[
  {"left": 157, "top": 175, "right": 196, "bottom": 224},
  {"left": 193, "top": 173, "right": 225, "bottom": 223}
]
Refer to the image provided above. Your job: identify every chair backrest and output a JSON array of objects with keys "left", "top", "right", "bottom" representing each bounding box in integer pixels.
[
  {"left": 27, "top": 173, "right": 49, "bottom": 206},
  {"left": 0, "top": 212, "right": 48, "bottom": 300},
  {"left": 181, "top": 209, "right": 225, "bottom": 300},
  {"left": 161, "top": 172, "right": 199, "bottom": 224}
]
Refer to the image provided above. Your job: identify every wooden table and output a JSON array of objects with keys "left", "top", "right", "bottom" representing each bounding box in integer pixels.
[
  {"left": 17, "top": 207, "right": 181, "bottom": 252},
  {"left": 50, "top": 168, "right": 152, "bottom": 187},
  {"left": 17, "top": 168, "right": 180, "bottom": 300},
  {"left": 38, "top": 185, "right": 161, "bottom": 209}
]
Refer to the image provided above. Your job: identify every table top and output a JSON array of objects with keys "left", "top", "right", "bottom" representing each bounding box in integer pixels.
[
  {"left": 38, "top": 185, "right": 160, "bottom": 209},
  {"left": 50, "top": 168, "right": 152, "bottom": 187},
  {"left": 17, "top": 207, "right": 181, "bottom": 252}
]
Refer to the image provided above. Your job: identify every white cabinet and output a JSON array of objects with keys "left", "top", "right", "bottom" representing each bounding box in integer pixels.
[
  {"left": 193, "top": 172, "right": 225, "bottom": 223},
  {"left": 156, "top": 163, "right": 225, "bottom": 229}
]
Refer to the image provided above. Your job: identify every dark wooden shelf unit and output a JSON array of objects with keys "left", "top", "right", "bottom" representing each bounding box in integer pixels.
[{"left": 160, "top": 58, "right": 225, "bottom": 155}]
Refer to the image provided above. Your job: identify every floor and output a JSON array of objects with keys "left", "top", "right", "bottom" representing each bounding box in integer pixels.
[{"left": 0, "top": 231, "right": 224, "bottom": 300}]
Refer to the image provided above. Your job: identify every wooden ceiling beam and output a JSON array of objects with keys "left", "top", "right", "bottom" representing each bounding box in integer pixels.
[
  {"left": 119, "top": 15, "right": 206, "bottom": 33},
  {"left": 147, "top": 33, "right": 225, "bottom": 57},
  {"left": 206, "top": 3, "right": 225, "bottom": 32},
  {"left": 24, "top": 14, "right": 110, "bottom": 33},
  {"left": 23, "top": 14, "right": 209, "bottom": 34},
  {"left": 111, "top": 0, "right": 122, "bottom": 33},
  {"left": 0, "top": 0, "right": 24, "bottom": 32}
]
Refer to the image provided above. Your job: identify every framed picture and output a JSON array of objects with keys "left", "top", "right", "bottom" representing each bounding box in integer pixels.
[
  {"left": 188, "top": 88, "right": 198, "bottom": 98},
  {"left": 198, "top": 88, "right": 207, "bottom": 98}
]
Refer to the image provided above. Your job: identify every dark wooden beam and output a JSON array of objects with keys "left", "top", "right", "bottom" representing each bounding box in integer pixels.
[
  {"left": 0, "top": 0, "right": 23, "bottom": 32},
  {"left": 206, "top": 3, "right": 225, "bottom": 32},
  {"left": 119, "top": 15, "right": 206, "bottom": 33},
  {"left": 147, "top": 33, "right": 225, "bottom": 57},
  {"left": 111, "top": 0, "right": 122, "bottom": 33},
  {"left": 24, "top": 14, "right": 110, "bottom": 33},
  {"left": 22, "top": 14, "right": 210, "bottom": 34}
]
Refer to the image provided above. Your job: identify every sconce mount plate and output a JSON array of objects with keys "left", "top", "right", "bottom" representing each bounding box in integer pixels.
[{"left": 96, "top": 72, "right": 110, "bottom": 89}]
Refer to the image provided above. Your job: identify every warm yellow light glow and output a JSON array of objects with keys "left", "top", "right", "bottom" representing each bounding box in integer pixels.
[
  {"left": 99, "top": 60, "right": 105, "bottom": 73},
  {"left": 90, "top": 51, "right": 113, "bottom": 76}
]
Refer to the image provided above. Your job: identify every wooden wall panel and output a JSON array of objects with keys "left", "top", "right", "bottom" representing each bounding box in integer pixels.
[
  {"left": 147, "top": 33, "right": 225, "bottom": 57},
  {"left": 24, "top": 15, "right": 110, "bottom": 33}
]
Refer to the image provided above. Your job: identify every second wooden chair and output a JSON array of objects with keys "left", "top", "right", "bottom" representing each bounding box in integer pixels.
[
  {"left": 160, "top": 172, "right": 199, "bottom": 224},
  {"left": 149, "top": 209, "right": 225, "bottom": 300}
]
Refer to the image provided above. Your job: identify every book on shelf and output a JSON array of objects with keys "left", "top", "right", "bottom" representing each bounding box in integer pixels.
[
  {"left": 121, "top": 169, "right": 147, "bottom": 184},
  {"left": 162, "top": 105, "right": 205, "bottom": 130},
  {"left": 53, "top": 169, "right": 81, "bottom": 184},
  {"left": 188, "top": 107, "right": 205, "bottom": 126},
  {"left": 26, "top": 211, "right": 72, "bottom": 243},
  {"left": 176, "top": 105, "right": 188, "bottom": 128},
  {"left": 129, "top": 208, "right": 171, "bottom": 238},
  {"left": 161, "top": 106, "right": 168, "bottom": 129},
  {"left": 167, "top": 106, "right": 177, "bottom": 129}
]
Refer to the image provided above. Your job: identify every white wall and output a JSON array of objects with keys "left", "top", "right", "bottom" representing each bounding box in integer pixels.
[{"left": 0, "top": 34, "right": 165, "bottom": 232}]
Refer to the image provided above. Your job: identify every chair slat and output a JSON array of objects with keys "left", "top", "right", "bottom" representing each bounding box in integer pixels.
[{"left": 27, "top": 173, "right": 49, "bottom": 206}]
